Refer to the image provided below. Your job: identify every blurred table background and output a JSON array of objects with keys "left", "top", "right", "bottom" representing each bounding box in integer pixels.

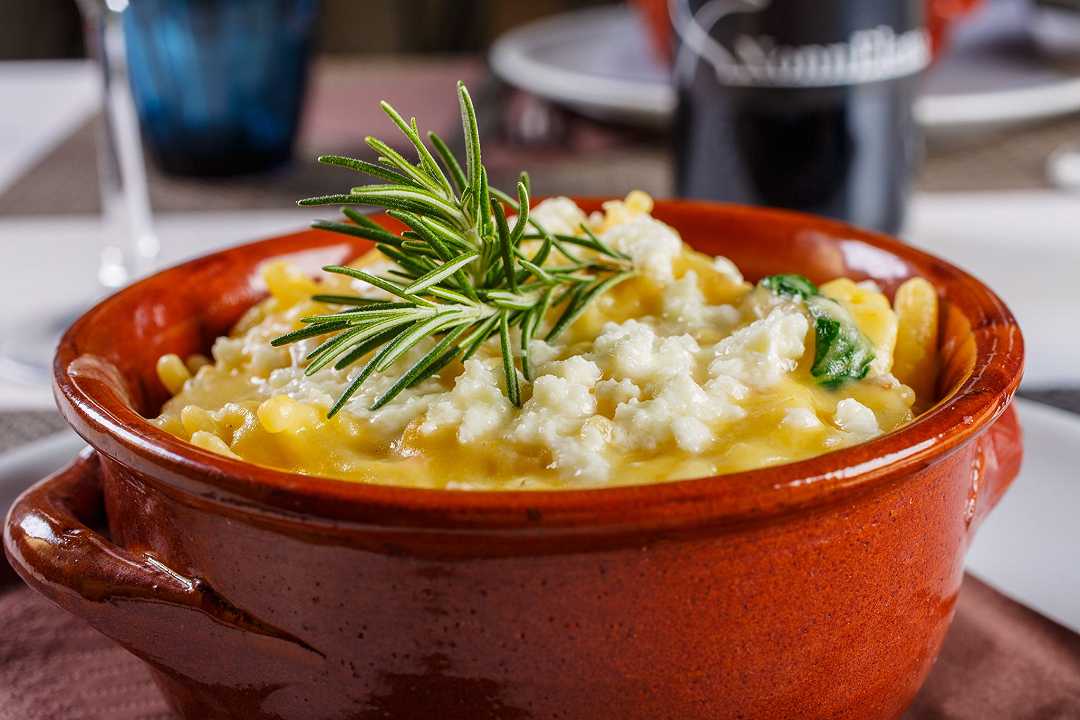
[{"left": 2, "top": 54, "right": 1078, "bottom": 407}]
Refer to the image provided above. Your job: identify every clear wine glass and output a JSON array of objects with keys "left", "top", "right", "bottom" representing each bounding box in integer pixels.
[{"left": 0, "top": 0, "right": 158, "bottom": 385}]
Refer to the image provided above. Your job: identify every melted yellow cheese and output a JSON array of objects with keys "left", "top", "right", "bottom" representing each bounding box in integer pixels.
[{"left": 154, "top": 194, "right": 927, "bottom": 490}]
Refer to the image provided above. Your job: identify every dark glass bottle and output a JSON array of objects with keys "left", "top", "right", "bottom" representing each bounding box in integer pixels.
[{"left": 672, "top": 0, "right": 927, "bottom": 234}]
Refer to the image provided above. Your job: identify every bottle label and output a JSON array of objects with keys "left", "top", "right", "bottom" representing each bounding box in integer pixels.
[{"left": 671, "top": 0, "right": 931, "bottom": 88}]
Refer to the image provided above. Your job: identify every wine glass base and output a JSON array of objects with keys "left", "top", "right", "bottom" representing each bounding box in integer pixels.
[{"left": 0, "top": 307, "right": 85, "bottom": 386}]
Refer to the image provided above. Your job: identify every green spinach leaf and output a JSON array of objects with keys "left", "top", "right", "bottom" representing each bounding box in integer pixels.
[
  {"left": 757, "top": 275, "right": 875, "bottom": 388},
  {"left": 805, "top": 297, "right": 874, "bottom": 387},
  {"left": 760, "top": 273, "right": 818, "bottom": 301}
]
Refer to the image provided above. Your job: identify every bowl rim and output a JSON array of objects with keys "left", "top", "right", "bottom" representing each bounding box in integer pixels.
[{"left": 53, "top": 199, "right": 1024, "bottom": 533}]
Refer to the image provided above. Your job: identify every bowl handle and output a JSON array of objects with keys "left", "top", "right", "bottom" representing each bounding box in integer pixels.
[
  {"left": 3, "top": 449, "right": 321, "bottom": 656},
  {"left": 971, "top": 402, "right": 1023, "bottom": 532}
]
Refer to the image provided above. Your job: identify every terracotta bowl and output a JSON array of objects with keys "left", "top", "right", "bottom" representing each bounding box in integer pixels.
[{"left": 5, "top": 200, "right": 1023, "bottom": 720}]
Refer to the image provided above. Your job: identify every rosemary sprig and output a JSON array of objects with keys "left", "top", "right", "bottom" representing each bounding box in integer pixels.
[{"left": 276, "top": 82, "right": 634, "bottom": 417}]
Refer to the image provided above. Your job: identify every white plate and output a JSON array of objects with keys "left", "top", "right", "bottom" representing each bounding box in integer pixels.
[
  {"left": 0, "top": 430, "right": 84, "bottom": 520},
  {"left": 490, "top": 2, "right": 1080, "bottom": 132},
  {"left": 1, "top": 400, "right": 1076, "bottom": 631},
  {"left": 905, "top": 191, "right": 1080, "bottom": 389},
  {"left": 966, "top": 399, "right": 1080, "bottom": 633},
  {"left": 0, "top": 61, "right": 98, "bottom": 195},
  {"left": 490, "top": 5, "right": 673, "bottom": 128},
  {"left": 0, "top": 209, "right": 326, "bottom": 410}
]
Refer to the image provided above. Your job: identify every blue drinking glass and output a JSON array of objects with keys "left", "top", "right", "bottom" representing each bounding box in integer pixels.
[{"left": 123, "top": 0, "right": 319, "bottom": 177}]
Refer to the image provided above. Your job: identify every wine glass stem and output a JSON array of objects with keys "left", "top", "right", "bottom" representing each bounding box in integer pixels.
[{"left": 85, "top": 3, "right": 159, "bottom": 289}]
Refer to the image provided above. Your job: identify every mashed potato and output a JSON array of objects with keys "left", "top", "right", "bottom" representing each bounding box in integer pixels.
[{"left": 154, "top": 194, "right": 931, "bottom": 490}]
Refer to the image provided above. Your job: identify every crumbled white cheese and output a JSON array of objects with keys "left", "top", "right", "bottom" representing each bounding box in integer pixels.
[
  {"left": 599, "top": 216, "right": 682, "bottom": 283},
  {"left": 742, "top": 284, "right": 797, "bottom": 320},
  {"left": 524, "top": 338, "right": 562, "bottom": 368},
  {"left": 661, "top": 271, "right": 740, "bottom": 329},
  {"left": 210, "top": 313, "right": 293, "bottom": 375},
  {"left": 833, "top": 398, "right": 880, "bottom": 437},
  {"left": 612, "top": 374, "right": 741, "bottom": 453},
  {"left": 508, "top": 357, "right": 611, "bottom": 481},
  {"left": 554, "top": 415, "right": 615, "bottom": 482},
  {"left": 263, "top": 338, "right": 444, "bottom": 439},
  {"left": 596, "top": 377, "right": 641, "bottom": 411},
  {"left": 211, "top": 335, "right": 244, "bottom": 368},
  {"left": 591, "top": 319, "right": 699, "bottom": 388},
  {"left": 708, "top": 307, "right": 809, "bottom": 389},
  {"left": 527, "top": 196, "right": 588, "bottom": 236},
  {"left": 544, "top": 355, "right": 603, "bottom": 388},
  {"left": 703, "top": 373, "right": 751, "bottom": 406},
  {"left": 712, "top": 255, "right": 744, "bottom": 285},
  {"left": 247, "top": 342, "right": 290, "bottom": 376},
  {"left": 781, "top": 407, "right": 823, "bottom": 431},
  {"left": 420, "top": 357, "right": 513, "bottom": 443},
  {"left": 671, "top": 416, "right": 713, "bottom": 454}
]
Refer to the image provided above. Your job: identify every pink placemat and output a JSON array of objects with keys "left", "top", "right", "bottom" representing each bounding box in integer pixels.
[{"left": 1, "top": 572, "right": 1077, "bottom": 720}]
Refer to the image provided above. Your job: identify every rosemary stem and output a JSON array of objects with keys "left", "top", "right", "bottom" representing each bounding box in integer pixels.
[{"left": 284, "top": 81, "right": 639, "bottom": 414}]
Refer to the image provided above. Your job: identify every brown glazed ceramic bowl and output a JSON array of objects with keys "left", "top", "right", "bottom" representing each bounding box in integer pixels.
[{"left": 5, "top": 200, "right": 1023, "bottom": 720}]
